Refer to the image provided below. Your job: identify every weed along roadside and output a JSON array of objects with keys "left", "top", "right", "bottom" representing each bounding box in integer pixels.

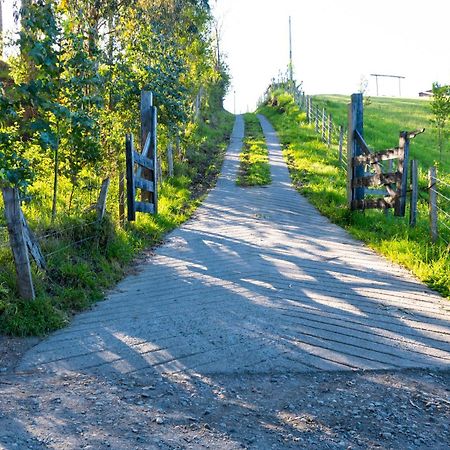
[
  {"left": 237, "top": 113, "right": 271, "bottom": 186},
  {"left": 258, "top": 88, "right": 449, "bottom": 298}
]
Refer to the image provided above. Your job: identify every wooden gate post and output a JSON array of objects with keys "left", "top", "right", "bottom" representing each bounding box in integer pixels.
[
  {"left": 125, "top": 134, "right": 136, "bottom": 221},
  {"left": 141, "top": 91, "right": 153, "bottom": 204},
  {"left": 429, "top": 166, "right": 438, "bottom": 242},
  {"left": 347, "top": 93, "right": 365, "bottom": 208},
  {"left": 1, "top": 187, "right": 35, "bottom": 300},
  {"left": 395, "top": 131, "right": 409, "bottom": 216}
]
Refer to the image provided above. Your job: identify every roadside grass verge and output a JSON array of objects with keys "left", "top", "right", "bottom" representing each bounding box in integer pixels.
[
  {"left": 0, "top": 109, "right": 235, "bottom": 336},
  {"left": 258, "top": 92, "right": 449, "bottom": 298},
  {"left": 237, "top": 113, "right": 271, "bottom": 186}
]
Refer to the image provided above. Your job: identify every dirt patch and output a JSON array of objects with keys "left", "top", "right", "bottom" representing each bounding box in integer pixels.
[
  {"left": 0, "top": 336, "right": 41, "bottom": 374},
  {"left": 1, "top": 368, "right": 449, "bottom": 449}
]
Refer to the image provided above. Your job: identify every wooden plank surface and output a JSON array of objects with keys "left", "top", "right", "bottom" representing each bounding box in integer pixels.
[{"left": 135, "top": 201, "right": 155, "bottom": 214}]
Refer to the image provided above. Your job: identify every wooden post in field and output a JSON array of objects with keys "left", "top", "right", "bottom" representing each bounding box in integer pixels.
[
  {"left": 1, "top": 187, "right": 35, "bottom": 300},
  {"left": 167, "top": 142, "right": 174, "bottom": 177},
  {"left": 409, "top": 159, "right": 418, "bottom": 227},
  {"left": 395, "top": 131, "right": 409, "bottom": 216},
  {"left": 306, "top": 96, "right": 310, "bottom": 123},
  {"left": 338, "top": 125, "right": 344, "bottom": 164},
  {"left": 96, "top": 178, "right": 110, "bottom": 220},
  {"left": 321, "top": 108, "right": 326, "bottom": 142},
  {"left": 429, "top": 166, "right": 438, "bottom": 242},
  {"left": 315, "top": 107, "right": 319, "bottom": 133},
  {"left": 347, "top": 93, "right": 364, "bottom": 208},
  {"left": 327, "top": 113, "right": 332, "bottom": 147},
  {"left": 119, "top": 172, "right": 125, "bottom": 226}
]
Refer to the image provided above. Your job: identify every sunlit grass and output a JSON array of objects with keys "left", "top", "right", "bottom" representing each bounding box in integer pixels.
[
  {"left": 258, "top": 92, "right": 449, "bottom": 298},
  {"left": 237, "top": 113, "right": 271, "bottom": 186}
]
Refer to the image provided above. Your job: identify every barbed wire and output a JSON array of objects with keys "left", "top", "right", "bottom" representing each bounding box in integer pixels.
[
  {"left": 34, "top": 219, "right": 101, "bottom": 242},
  {"left": 45, "top": 235, "right": 99, "bottom": 258},
  {"left": 435, "top": 177, "right": 450, "bottom": 189},
  {"left": 436, "top": 205, "right": 450, "bottom": 220}
]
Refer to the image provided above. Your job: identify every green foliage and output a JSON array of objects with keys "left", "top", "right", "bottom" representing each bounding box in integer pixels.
[
  {"left": 258, "top": 92, "right": 450, "bottom": 298},
  {"left": 237, "top": 113, "right": 271, "bottom": 186},
  {"left": 0, "top": 0, "right": 233, "bottom": 335},
  {"left": 431, "top": 82, "right": 450, "bottom": 161}
]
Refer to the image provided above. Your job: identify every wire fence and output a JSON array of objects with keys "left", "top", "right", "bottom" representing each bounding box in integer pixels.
[{"left": 267, "top": 84, "right": 450, "bottom": 246}]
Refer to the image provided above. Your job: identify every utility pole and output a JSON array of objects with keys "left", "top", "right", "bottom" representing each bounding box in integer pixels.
[{"left": 288, "top": 16, "right": 293, "bottom": 84}]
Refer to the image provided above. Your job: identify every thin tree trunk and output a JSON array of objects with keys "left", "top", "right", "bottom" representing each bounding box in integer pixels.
[{"left": 51, "top": 144, "right": 59, "bottom": 223}]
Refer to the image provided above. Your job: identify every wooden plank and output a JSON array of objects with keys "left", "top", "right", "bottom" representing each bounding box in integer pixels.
[
  {"left": 352, "top": 197, "right": 395, "bottom": 210},
  {"left": 353, "top": 147, "right": 403, "bottom": 165},
  {"left": 135, "top": 201, "right": 155, "bottom": 214},
  {"left": 354, "top": 129, "right": 370, "bottom": 155},
  {"left": 21, "top": 212, "right": 46, "bottom": 271},
  {"left": 352, "top": 172, "right": 401, "bottom": 188},
  {"left": 409, "top": 159, "right": 418, "bottom": 227},
  {"left": 429, "top": 166, "right": 438, "bottom": 242},
  {"left": 327, "top": 113, "right": 332, "bottom": 146},
  {"left": 1, "top": 187, "right": 35, "bottom": 300},
  {"left": 133, "top": 151, "right": 154, "bottom": 170},
  {"left": 125, "top": 134, "right": 136, "bottom": 222},
  {"left": 364, "top": 188, "right": 388, "bottom": 196},
  {"left": 134, "top": 177, "right": 155, "bottom": 193},
  {"left": 96, "top": 178, "right": 110, "bottom": 220}
]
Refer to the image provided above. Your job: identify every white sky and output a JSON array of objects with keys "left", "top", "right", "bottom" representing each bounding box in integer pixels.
[
  {"left": 2, "top": 1, "right": 449, "bottom": 114},
  {"left": 212, "top": 0, "right": 450, "bottom": 113}
]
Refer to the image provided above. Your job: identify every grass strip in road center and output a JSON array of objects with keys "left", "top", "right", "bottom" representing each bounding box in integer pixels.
[{"left": 237, "top": 113, "right": 271, "bottom": 187}]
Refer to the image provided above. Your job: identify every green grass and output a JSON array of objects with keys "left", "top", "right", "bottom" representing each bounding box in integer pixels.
[
  {"left": 0, "top": 109, "right": 235, "bottom": 336},
  {"left": 312, "top": 94, "right": 449, "bottom": 172},
  {"left": 237, "top": 113, "right": 271, "bottom": 186},
  {"left": 258, "top": 91, "right": 449, "bottom": 298}
]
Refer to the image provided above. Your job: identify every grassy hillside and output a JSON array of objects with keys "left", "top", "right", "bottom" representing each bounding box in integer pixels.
[
  {"left": 312, "top": 95, "right": 449, "bottom": 172},
  {"left": 259, "top": 92, "right": 449, "bottom": 298}
]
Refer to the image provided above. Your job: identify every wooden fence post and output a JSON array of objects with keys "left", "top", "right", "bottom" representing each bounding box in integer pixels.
[
  {"left": 395, "top": 131, "right": 409, "bottom": 216},
  {"left": 315, "top": 107, "right": 319, "bottom": 133},
  {"left": 1, "top": 187, "right": 35, "bottom": 300},
  {"left": 338, "top": 125, "right": 344, "bottom": 164},
  {"left": 140, "top": 91, "right": 153, "bottom": 204},
  {"left": 409, "top": 159, "right": 418, "bottom": 227},
  {"left": 321, "top": 108, "right": 326, "bottom": 142},
  {"left": 125, "top": 134, "right": 136, "bottom": 222},
  {"left": 429, "top": 166, "right": 438, "bottom": 242},
  {"left": 327, "top": 113, "right": 332, "bottom": 147},
  {"left": 96, "top": 178, "right": 110, "bottom": 220},
  {"left": 167, "top": 142, "right": 174, "bottom": 178},
  {"left": 347, "top": 93, "right": 364, "bottom": 208}
]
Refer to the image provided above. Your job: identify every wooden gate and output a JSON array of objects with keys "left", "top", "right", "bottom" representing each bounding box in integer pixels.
[
  {"left": 347, "top": 93, "right": 424, "bottom": 216},
  {"left": 126, "top": 91, "right": 158, "bottom": 221}
]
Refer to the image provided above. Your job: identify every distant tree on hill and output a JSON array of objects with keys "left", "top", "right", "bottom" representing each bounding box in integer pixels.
[{"left": 431, "top": 82, "right": 450, "bottom": 162}]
